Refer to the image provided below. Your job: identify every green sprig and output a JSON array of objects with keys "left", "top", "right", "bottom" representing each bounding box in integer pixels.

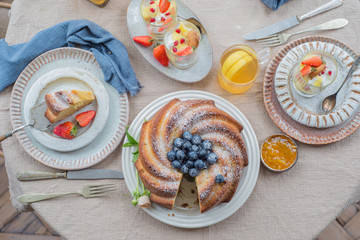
[{"left": 122, "top": 127, "right": 150, "bottom": 206}]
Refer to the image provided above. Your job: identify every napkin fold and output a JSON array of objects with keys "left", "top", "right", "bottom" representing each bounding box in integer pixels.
[
  {"left": 0, "top": 19, "right": 141, "bottom": 96},
  {"left": 261, "top": 0, "right": 291, "bottom": 10}
]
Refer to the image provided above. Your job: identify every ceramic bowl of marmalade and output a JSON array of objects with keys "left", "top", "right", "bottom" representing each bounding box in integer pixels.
[{"left": 260, "top": 134, "right": 298, "bottom": 172}]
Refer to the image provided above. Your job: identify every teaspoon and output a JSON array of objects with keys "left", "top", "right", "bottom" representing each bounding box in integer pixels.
[{"left": 321, "top": 55, "right": 360, "bottom": 113}]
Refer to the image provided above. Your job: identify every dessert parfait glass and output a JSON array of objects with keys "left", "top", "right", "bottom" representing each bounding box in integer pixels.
[
  {"left": 164, "top": 20, "right": 201, "bottom": 69},
  {"left": 140, "top": 0, "right": 177, "bottom": 40},
  {"left": 292, "top": 51, "right": 338, "bottom": 97}
]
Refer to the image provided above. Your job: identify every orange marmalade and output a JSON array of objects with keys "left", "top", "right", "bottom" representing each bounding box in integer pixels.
[{"left": 261, "top": 135, "right": 297, "bottom": 171}]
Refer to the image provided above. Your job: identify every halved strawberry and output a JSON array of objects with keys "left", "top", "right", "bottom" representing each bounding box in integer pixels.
[
  {"left": 133, "top": 36, "right": 154, "bottom": 47},
  {"left": 301, "top": 65, "right": 316, "bottom": 76},
  {"left": 159, "top": 0, "right": 170, "bottom": 13},
  {"left": 175, "top": 46, "right": 193, "bottom": 56},
  {"left": 153, "top": 45, "right": 169, "bottom": 66},
  {"left": 75, "top": 110, "right": 96, "bottom": 127},
  {"left": 301, "top": 56, "right": 323, "bottom": 67},
  {"left": 53, "top": 122, "right": 77, "bottom": 139},
  {"left": 158, "top": 17, "right": 173, "bottom": 32}
]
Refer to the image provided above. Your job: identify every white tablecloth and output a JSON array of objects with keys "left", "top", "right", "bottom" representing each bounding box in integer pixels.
[{"left": 1, "top": 0, "right": 360, "bottom": 239}]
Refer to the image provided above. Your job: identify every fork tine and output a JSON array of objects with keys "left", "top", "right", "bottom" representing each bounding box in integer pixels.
[
  {"left": 258, "top": 39, "right": 280, "bottom": 45},
  {"left": 262, "top": 42, "right": 283, "bottom": 47},
  {"left": 90, "top": 187, "right": 117, "bottom": 194},
  {"left": 89, "top": 190, "right": 116, "bottom": 197},
  {"left": 89, "top": 184, "right": 116, "bottom": 189},
  {"left": 255, "top": 34, "right": 278, "bottom": 40},
  {"left": 256, "top": 36, "right": 279, "bottom": 43},
  {"left": 89, "top": 185, "right": 116, "bottom": 191}
]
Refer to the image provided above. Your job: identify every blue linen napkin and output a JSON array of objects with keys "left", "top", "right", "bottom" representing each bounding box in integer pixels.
[
  {"left": 261, "top": 0, "right": 291, "bottom": 10},
  {"left": 0, "top": 19, "right": 141, "bottom": 96}
]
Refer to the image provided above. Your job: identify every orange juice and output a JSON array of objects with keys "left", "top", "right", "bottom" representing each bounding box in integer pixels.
[{"left": 218, "top": 45, "right": 260, "bottom": 94}]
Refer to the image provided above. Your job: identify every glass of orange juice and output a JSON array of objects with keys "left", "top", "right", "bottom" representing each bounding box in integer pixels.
[{"left": 218, "top": 45, "right": 270, "bottom": 94}]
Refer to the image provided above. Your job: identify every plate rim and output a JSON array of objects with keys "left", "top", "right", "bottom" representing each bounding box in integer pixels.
[
  {"left": 122, "top": 90, "right": 260, "bottom": 228},
  {"left": 264, "top": 35, "right": 360, "bottom": 145},
  {"left": 10, "top": 47, "right": 129, "bottom": 170},
  {"left": 126, "top": 0, "right": 214, "bottom": 83}
]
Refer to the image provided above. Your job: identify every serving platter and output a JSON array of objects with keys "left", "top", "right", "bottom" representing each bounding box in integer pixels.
[
  {"left": 126, "top": 0, "right": 213, "bottom": 83},
  {"left": 264, "top": 36, "right": 360, "bottom": 144},
  {"left": 274, "top": 38, "right": 360, "bottom": 128},
  {"left": 24, "top": 67, "right": 110, "bottom": 152},
  {"left": 10, "top": 47, "right": 129, "bottom": 170},
  {"left": 122, "top": 90, "right": 259, "bottom": 228}
]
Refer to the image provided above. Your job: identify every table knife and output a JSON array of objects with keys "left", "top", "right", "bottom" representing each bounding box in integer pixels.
[
  {"left": 243, "top": 0, "right": 343, "bottom": 40},
  {"left": 16, "top": 169, "right": 124, "bottom": 181}
]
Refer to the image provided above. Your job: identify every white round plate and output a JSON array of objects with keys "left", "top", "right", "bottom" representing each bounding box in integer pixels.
[
  {"left": 126, "top": 0, "right": 213, "bottom": 83},
  {"left": 10, "top": 47, "right": 129, "bottom": 170},
  {"left": 274, "top": 38, "right": 360, "bottom": 128},
  {"left": 23, "top": 67, "right": 109, "bottom": 152},
  {"left": 122, "top": 90, "right": 259, "bottom": 228}
]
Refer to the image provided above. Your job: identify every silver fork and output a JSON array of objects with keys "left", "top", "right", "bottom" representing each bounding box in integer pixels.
[
  {"left": 17, "top": 184, "right": 116, "bottom": 203},
  {"left": 256, "top": 18, "right": 348, "bottom": 47}
]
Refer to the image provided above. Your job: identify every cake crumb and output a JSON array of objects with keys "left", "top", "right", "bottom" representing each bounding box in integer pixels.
[
  {"left": 168, "top": 213, "right": 170, "bottom": 217},
  {"left": 172, "top": 213, "right": 175, "bottom": 216},
  {"left": 181, "top": 203, "right": 189, "bottom": 208},
  {"left": 191, "top": 189, "right": 195, "bottom": 194}
]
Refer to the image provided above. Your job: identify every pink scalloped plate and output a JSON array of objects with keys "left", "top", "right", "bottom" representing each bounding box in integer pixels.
[{"left": 264, "top": 36, "right": 360, "bottom": 145}]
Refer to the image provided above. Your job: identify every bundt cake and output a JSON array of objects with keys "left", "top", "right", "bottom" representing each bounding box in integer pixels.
[
  {"left": 135, "top": 98, "right": 248, "bottom": 213},
  {"left": 45, "top": 90, "right": 95, "bottom": 123}
]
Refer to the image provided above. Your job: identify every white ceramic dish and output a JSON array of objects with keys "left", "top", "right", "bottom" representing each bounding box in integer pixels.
[
  {"left": 274, "top": 39, "right": 360, "bottom": 128},
  {"left": 122, "top": 90, "right": 259, "bottom": 228},
  {"left": 23, "top": 67, "right": 109, "bottom": 152},
  {"left": 10, "top": 47, "right": 129, "bottom": 170},
  {"left": 127, "top": 0, "right": 213, "bottom": 83}
]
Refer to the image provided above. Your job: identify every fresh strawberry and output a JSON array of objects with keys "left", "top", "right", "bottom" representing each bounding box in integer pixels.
[
  {"left": 53, "top": 122, "right": 77, "bottom": 139},
  {"left": 133, "top": 36, "right": 154, "bottom": 47},
  {"left": 175, "top": 46, "right": 193, "bottom": 56},
  {"left": 301, "top": 56, "right": 323, "bottom": 67},
  {"left": 153, "top": 45, "right": 169, "bottom": 66},
  {"left": 301, "top": 65, "right": 316, "bottom": 76},
  {"left": 159, "top": 0, "right": 170, "bottom": 13},
  {"left": 75, "top": 110, "right": 96, "bottom": 127}
]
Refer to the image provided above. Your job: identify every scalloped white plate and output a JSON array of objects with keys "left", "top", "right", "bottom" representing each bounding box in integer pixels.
[
  {"left": 10, "top": 47, "right": 129, "bottom": 170},
  {"left": 126, "top": 0, "right": 213, "bottom": 83},
  {"left": 274, "top": 39, "right": 360, "bottom": 128},
  {"left": 122, "top": 90, "right": 259, "bottom": 228}
]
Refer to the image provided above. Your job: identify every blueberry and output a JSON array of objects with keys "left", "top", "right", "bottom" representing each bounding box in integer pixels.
[
  {"left": 189, "top": 168, "right": 200, "bottom": 177},
  {"left": 185, "top": 160, "right": 194, "bottom": 168},
  {"left": 174, "top": 138, "right": 184, "bottom": 148},
  {"left": 176, "top": 150, "right": 186, "bottom": 161},
  {"left": 194, "top": 159, "right": 206, "bottom": 170},
  {"left": 188, "top": 151, "right": 198, "bottom": 161},
  {"left": 172, "top": 146, "right": 180, "bottom": 152},
  {"left": 215, "top": 174, "right": 225, "bottom": 183},
  {"left": 180, "top": 165, "right": 189, "bottom": 174},
  {"left": 166, "top": 151, "right": 176, "bottom": 161},
  {"left": 202, "top": 140, "right": 212, "bottom": 150},
  {"left": 182, "top": 131, "right": 192, "bottom": 141},
  {"left": 182, "top": 141, "right": 192, "bottom": 151},
  {"left": 207, "top": 152, "right": 218, "bottom": 164},
  {"left": 192, "top": 135, "right": 202, "bottom": 145},
  {"left": 172, "top": 160, "right": 181, "bottom": 169},
  {"left": 191, "top": 145, "right": 199, "bottom": 152},
  {"left": 198, "top": 148, "right": 207, "bottom": 159}
]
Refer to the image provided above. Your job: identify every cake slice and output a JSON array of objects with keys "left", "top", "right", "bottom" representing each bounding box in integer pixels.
[{"left": 44, "top": 90, "right": 95, "bottom": 123}]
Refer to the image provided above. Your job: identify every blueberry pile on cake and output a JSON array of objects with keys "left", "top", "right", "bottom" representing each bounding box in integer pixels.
[{"left": 135, "top": 98, "right": 248, "bottom": 213}]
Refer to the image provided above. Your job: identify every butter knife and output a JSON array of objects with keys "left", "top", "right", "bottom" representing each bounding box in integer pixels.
[
  {"left": 243, "top": 0, "right": 343, "bottom": 40},
  {"left": 16, "top": 169, "right": 124, "bottom": 181}
]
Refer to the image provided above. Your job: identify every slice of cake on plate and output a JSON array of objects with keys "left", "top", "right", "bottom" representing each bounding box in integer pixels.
[{"left": 44, "top": 90, "right": 95, "bottom": 123}]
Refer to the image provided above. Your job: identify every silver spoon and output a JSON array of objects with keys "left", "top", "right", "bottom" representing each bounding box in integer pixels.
[
  {"left": 321, "top": 56, "right": 360, "bottom": 113},
  {"left": 177, "top": 16, "right": 206, "bottom": 34}
]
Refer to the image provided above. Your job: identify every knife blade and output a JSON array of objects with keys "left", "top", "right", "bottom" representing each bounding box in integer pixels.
[
  {"left": 16, "top": 169, "right": 124, "bottom": 181},
  {"left": 243, "top": 0, "right": 343, "bottom": 40}
]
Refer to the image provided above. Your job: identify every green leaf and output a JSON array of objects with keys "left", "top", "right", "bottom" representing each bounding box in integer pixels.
[
  {"left": 132, "top": 191, "right": 141, "bottom": 199},
  {"left": 122, "top": 142, "right": 138, "bottom": 148},
  {"left": 125, "top": 126, "right": 138, "bottom": 145},
  {"left": 132, "top": 150, "right": 139, "bottom": 155},
  {"left": 142, "top": 190, "right": 151, "bottom": 197},
  {"left": 132, "top": 152, "right": 139, "bottom": 163}
]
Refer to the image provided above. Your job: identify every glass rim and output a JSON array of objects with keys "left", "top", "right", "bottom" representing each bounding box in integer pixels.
[{"left": 218, "top": 44, "right": 260, "bottom": 87}]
